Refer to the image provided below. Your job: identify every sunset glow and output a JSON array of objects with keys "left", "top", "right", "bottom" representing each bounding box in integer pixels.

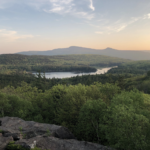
[{"left": 0, "top": 0, "right": 150, "bottom": 54}]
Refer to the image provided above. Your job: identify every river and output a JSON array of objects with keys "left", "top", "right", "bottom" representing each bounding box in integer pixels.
[{"left": 33, "top": 66, "right": 116, "bottom": 79}]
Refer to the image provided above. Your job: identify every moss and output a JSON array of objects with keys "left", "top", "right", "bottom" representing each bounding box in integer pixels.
[
  {"left": 0, "top": 129, "right": 3, "bottom": 133},
  {"left": 6, "top": 141, "right": 46, "bottom": 150},
  {"left": 6, "top": 141, "right": 28, "bottom": 150}
]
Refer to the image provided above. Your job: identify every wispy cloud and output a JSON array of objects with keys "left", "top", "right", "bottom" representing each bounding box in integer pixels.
[
  {"left": 0, "top": 0, "right": 95, "bottom": 20},
  {"left": 0, "top": 29, "right": 34, "bottom": 41},
  {"left": 43, "top": 0, "right": 74, "bottom": 14},
  {"left": 143, "top": 13, "right": 150, "bottom": 19},
  {"left": 89, "top": 0, "right": 95, "bottom": 11},
  {"left": 96, "top": 14, "right": 148, "bottom": 34},
  {"left": 29, "top": 0, "right": 95, "bottom": 20},
  {"left": 116, "top": 25, "right": 127, "bottom": 32},
  {"left": 1, "top": 0, "right": 149, "bottom": 34},
  {"left": 73, "top": 12, "right": 94, "bottom": 20},
  {"left": 93, "top": 14, "right": 148, "bottom": 34}
]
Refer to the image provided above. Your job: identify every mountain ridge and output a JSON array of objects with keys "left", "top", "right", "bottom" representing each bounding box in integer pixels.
[{"left": 16, "top": 46, "right": 150, "bottom": 60}]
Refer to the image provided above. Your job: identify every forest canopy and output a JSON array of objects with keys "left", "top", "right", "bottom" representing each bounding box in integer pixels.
[
  {"left": 0, "top": 54, "right": 131, "bottom": 73},
  {"left": 0, "top": 82, "right": 150, "bottom": 150}
]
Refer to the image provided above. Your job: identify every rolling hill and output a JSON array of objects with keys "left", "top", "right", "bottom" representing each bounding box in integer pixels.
[{"left": 0, "top": 54, "right": 131, "bottom": 72}]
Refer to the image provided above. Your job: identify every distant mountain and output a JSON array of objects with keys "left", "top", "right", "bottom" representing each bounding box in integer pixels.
[
  {"left": 16, "top": 46, "right": 150, "bottom": 60},
  {"left": 144, "top": 50, "right": 150, "bottom": 53}
]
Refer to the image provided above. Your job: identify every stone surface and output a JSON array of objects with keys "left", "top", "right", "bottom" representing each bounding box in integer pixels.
[
  {"left": 0, "top": 135, "right": 13, "bottom": 150},
  {"left": 16, "top": 136, "right": 113, "bottom": 150},
  {"left": 0, "top": 116, "right": 75, "bottom": 139},
  {"left": 0, "top": 117, "right": 114, "bottom": 150},
  {"left": 3, "top": 133, "right": 23, "bottom": 141}
]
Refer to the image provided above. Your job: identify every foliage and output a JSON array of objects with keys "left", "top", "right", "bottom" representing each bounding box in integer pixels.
[
  {"left": 46, "top": 129, "right": 51, "bottom": 136},
  {"left": 6, "top": 141, "right": 47, "bottom": 150},
  {"left": 147, "top": 70, "right": 150, "bottom": 76},
  {"left": 105, "top": 90, "right": 149, "bottom": 150},
  {"left": 108, "top": 60, "right": 150, "bottom": 75},
  {"left": 0, "top": 129, "right": 3, "bottom": 133},
  {"left": 4, "top": 51, "right": 150, "bottom": 150},
  {"left": 0, "top": 54, "right": 130, "bottom": 76},
  {"left": 106, "top": 105, "right": 149, "bottom": 150},
  {"left": 0, "top": 54, "right": 130, "bottom": 68},
  {"left": 0, "top": 93, "right": 11, "bottom": 117},
  {"left": 1, "top": 62, "right": 150, "bottom": 150},
  {"left": 77, "top": 99, "right": 108, "bottom": 143},
  {"left": 76, "top": 89, "right": 150, "bottom": 150},
  {"left": 6, "top": 141, "right": 27, "bottom": 150}
]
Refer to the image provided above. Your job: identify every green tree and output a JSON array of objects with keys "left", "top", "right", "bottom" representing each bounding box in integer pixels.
[
  {"left": 147, "top": 70, "right": 150, "bottom": 76},
  {"left": 0, "top": 93, "right": 10, "bottom": 117},
  {"left": 105, "top": 90, "right": 150, "bottom": 150},
  {"left": 77, "top": 99, "right": 108, "bottom": 143},
  {"left": 106, "top": 104, "right": 149, "bottom": 150}
]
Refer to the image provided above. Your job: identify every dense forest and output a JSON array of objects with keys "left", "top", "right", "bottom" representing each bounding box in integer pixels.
[
  {"left": 1, "top": 78, "right": 150, "bottom": 150},
  {"left": 1, "top": 55, "right": 150, "bottom": 150},
  {"left": 0, "top": 54, "right": 130, "bottom": 73},
  {"left": 108, "top": 60, "right": 150, "bottom": 75}
]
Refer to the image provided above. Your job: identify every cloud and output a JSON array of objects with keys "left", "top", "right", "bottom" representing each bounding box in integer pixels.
[
  {"left": 73, "top": 12, "right": 95, "bottom": 20},
  {"left": 46, "top": 6, "right": 64, "bottom": 13},
  {"left": 143, "top": 13, "right": 150, "bottom": 19},
  {"left": 111, "top": 14, "right": 150, "bottom": 33},
  {"left": 93, "top": 16, "right": 143, "bottom": 34},
  {"left": 42, "top": 0, "right": 74, "bottom": 14},
  {"left": 42, "top": 0, "right": 95, "bottom": 20},
  {"left": 112, "top": 14, "right": 150, "bottom": 33},
  {"left": 116, "top": 25, "right": 127, "bottom": 32},
  {"left": 89, "top": 0, "right": 95, "bottom": 11},
  {"left": 0, "top": 0, "right": 95, "bottom": 20},
  {"left": 29, "top": 0, "right": 95, "bottom": 20},
  {"left": 110, "top": 17, "right": 141, "bottom": 33},
  {"left": 0, "top": 29, "right": 34, "bottom": 41}
]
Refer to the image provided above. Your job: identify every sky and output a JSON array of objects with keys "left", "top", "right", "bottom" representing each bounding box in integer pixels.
[{"left": 0, "top": 0, "right": 150, "bottom": 54}]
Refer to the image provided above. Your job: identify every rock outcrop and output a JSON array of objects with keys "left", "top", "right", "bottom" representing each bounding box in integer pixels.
[
  {"left": 0, "top": 117, "right": 114, "bottom": 150},
  {"left": 0, "top": 117, "right": 75, "bottom": 140},
  {"left": 0, "top": 135, "right": 13, "bottom": 150},
  {"left": 16, "top": 136, "right": 113, "bottom": 150}
]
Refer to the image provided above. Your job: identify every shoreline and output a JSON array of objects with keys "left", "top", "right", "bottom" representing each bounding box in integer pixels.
[{"left": 32, "top": 66, "right": 117, "bottom": 79}]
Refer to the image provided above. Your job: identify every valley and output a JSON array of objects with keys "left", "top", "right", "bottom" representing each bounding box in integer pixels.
[{"left": 0, "top": 51, "right": 150, "bottom": 150}]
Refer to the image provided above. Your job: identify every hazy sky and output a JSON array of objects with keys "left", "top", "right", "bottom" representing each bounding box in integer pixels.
[{"left": 0, "top": 0, "right": 150, "bottom": 54}]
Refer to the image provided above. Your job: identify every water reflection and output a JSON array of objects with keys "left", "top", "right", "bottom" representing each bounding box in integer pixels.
[{"left": 33, "top": 67, "right": 116, "bottom": 79}]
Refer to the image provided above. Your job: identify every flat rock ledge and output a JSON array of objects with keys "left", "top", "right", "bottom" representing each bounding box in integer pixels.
[{"left": 0, "top": 117, "right": 113, "bottom": 150}]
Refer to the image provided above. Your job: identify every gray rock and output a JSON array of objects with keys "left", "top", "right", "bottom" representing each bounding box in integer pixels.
[
  {"left": 0, "top": 117, "right": 75, "bottom": 139},
  {"left": 16, "top": 136, "right": 113, "bottom": 150},
  {"left": 0, "top": 134, "right": 13, "bottom": 150},
  {"left": 0, "top": 117, "right": 115, "bottom": 150},
  {"left": 3, "top": 133, "right": 23, "bottom": 141}
]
